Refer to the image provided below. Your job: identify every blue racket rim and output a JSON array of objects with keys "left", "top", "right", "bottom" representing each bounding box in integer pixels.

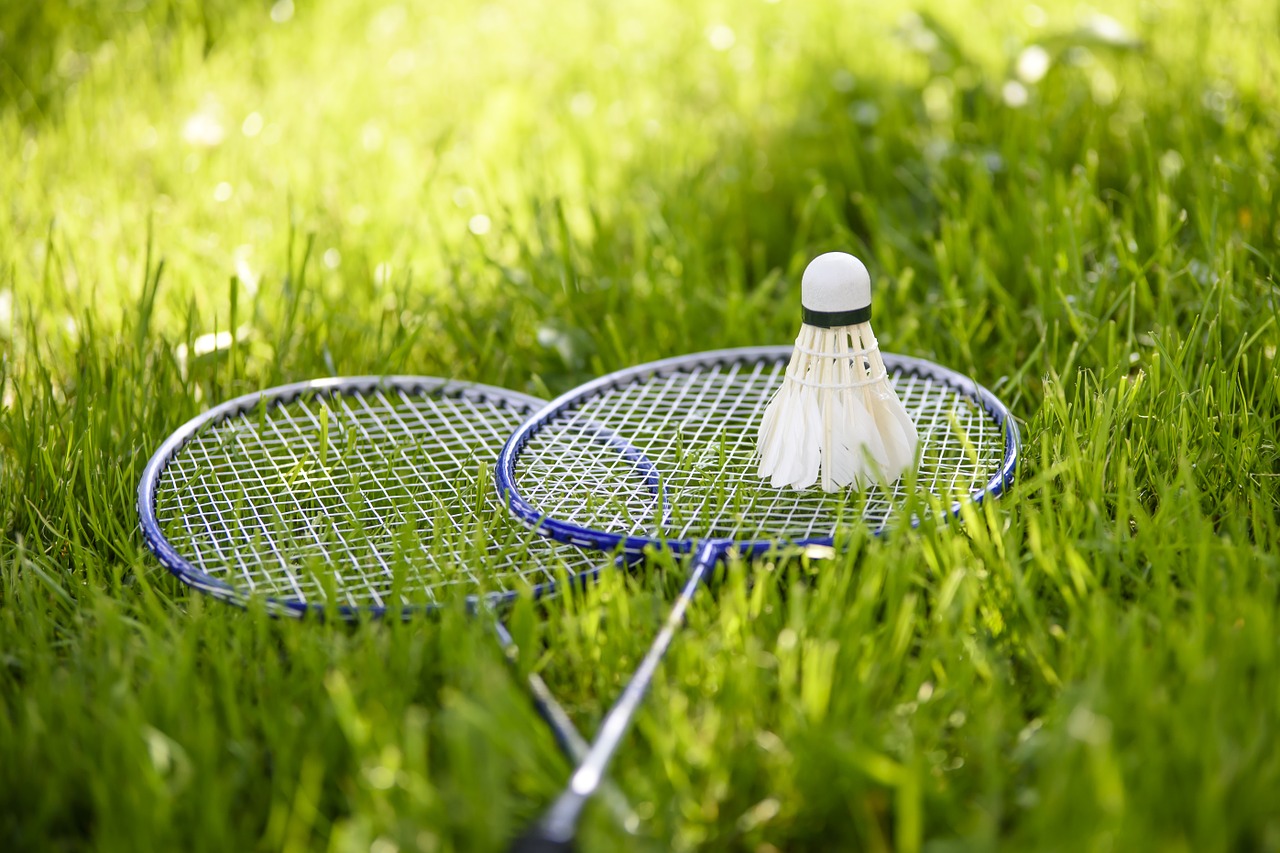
[
  {"left": 497, "top": 345, "right": 1021, "bottom": 559},
  {"left": 137, "top": 376, "right": 630, "bottom": 620}
]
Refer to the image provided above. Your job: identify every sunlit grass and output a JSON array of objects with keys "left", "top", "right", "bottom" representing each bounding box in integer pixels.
[{"left": 2, "top": 0, "right": 1279, "bottom": 850}]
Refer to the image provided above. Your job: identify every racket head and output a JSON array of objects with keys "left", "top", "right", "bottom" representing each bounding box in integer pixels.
[
  {"left": 138, "top": 376, "right": 613, "bottom": 618},
  {"left": 497, "top": 346, "right": 1020, "bottom": 558}
]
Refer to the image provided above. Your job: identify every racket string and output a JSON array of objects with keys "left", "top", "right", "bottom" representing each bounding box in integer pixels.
[
  {"left": 512, "top": 360, "right": 1008, "bottom": 542},
  {"left": 153, "top": 387, "right": 605, "bottom": 608}
]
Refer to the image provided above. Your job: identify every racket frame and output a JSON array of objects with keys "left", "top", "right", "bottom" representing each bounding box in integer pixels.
[
  {"left": 138, "top": 375, "right": 602, "bottom": 615},
  {"left": 498, "top": 345, "right": 1020, "bottom": 557},
  {"left": 135, "top": 375, "right": 639, "bottom": 828},
  {"left": 497, "top": 345, "right": 1021, "bottom": 849}
]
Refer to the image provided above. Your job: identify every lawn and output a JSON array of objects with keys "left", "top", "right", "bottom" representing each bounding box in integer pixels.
[{"left": 2, "top": 0, "right": 1279, "bottom": 850}]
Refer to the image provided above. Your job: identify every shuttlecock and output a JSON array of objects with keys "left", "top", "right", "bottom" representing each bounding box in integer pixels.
[{"left": 757, "top": 252, "right": 918, "bottom": 491}]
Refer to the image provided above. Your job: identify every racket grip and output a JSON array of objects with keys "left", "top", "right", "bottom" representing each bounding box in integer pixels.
[{"left": 508, "top": 827, "right": 576, "bottom": 853}]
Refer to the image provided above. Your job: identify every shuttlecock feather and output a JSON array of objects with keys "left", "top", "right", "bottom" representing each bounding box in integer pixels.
[{"left": 757, "top": 252, "right": 919, "bottom": 491}]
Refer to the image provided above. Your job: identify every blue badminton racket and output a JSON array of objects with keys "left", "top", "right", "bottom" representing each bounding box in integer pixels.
[
  {"left": 498, "top": 345, "right": 1020, "bottom": 849},
  {"left": 136, "top": 376, "right": 639, "bottom": 825}
]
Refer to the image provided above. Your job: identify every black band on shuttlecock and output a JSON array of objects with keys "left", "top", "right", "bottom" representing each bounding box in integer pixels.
[{"left": 802, "top": 305, "right": 871, "bottom": 328}]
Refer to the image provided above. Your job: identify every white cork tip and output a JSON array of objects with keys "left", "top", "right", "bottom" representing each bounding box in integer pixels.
[{"left": 801, "top": 252, "right": 871, "bottom": 313}]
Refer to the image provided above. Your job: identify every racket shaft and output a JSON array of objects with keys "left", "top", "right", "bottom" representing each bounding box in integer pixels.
[
  {"left": 517, "top": 540, "right": 724, "bottom": 846},
  {"left": 491, "top": 620, "right": 637, "bottom": 829}
]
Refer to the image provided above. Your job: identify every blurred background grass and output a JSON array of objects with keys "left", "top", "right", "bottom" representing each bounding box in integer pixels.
[
  {"left": 6, "top": 0, "right": 1274, "bottom": 389},
  {"left": 1, "top": 0, "right": 1278, "bottom": 851}
]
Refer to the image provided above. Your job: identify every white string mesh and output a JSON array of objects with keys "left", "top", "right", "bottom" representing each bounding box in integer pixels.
[
  {"left": 512, "top": 356, "right": 1010, "bottom": 542},
  {"left": 152, "top": 384, "right": 605, "bottom": 609}
]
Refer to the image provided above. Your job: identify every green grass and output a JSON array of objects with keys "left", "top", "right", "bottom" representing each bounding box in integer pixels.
[{"left": 2, "top": 0, "right": 1279, "bottom": 850}]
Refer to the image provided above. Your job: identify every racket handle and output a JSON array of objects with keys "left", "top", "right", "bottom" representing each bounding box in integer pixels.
[{"left": 509, "top": 827, "right": 576, "bottom": 853}]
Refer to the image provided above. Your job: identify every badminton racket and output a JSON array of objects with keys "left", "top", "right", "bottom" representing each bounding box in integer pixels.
[
  {"left": 498, "top": 345, "right": 1020, "bottom": 849},
  {"left": 136, "top": 375, "right": 639, "bottom": 825}
]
